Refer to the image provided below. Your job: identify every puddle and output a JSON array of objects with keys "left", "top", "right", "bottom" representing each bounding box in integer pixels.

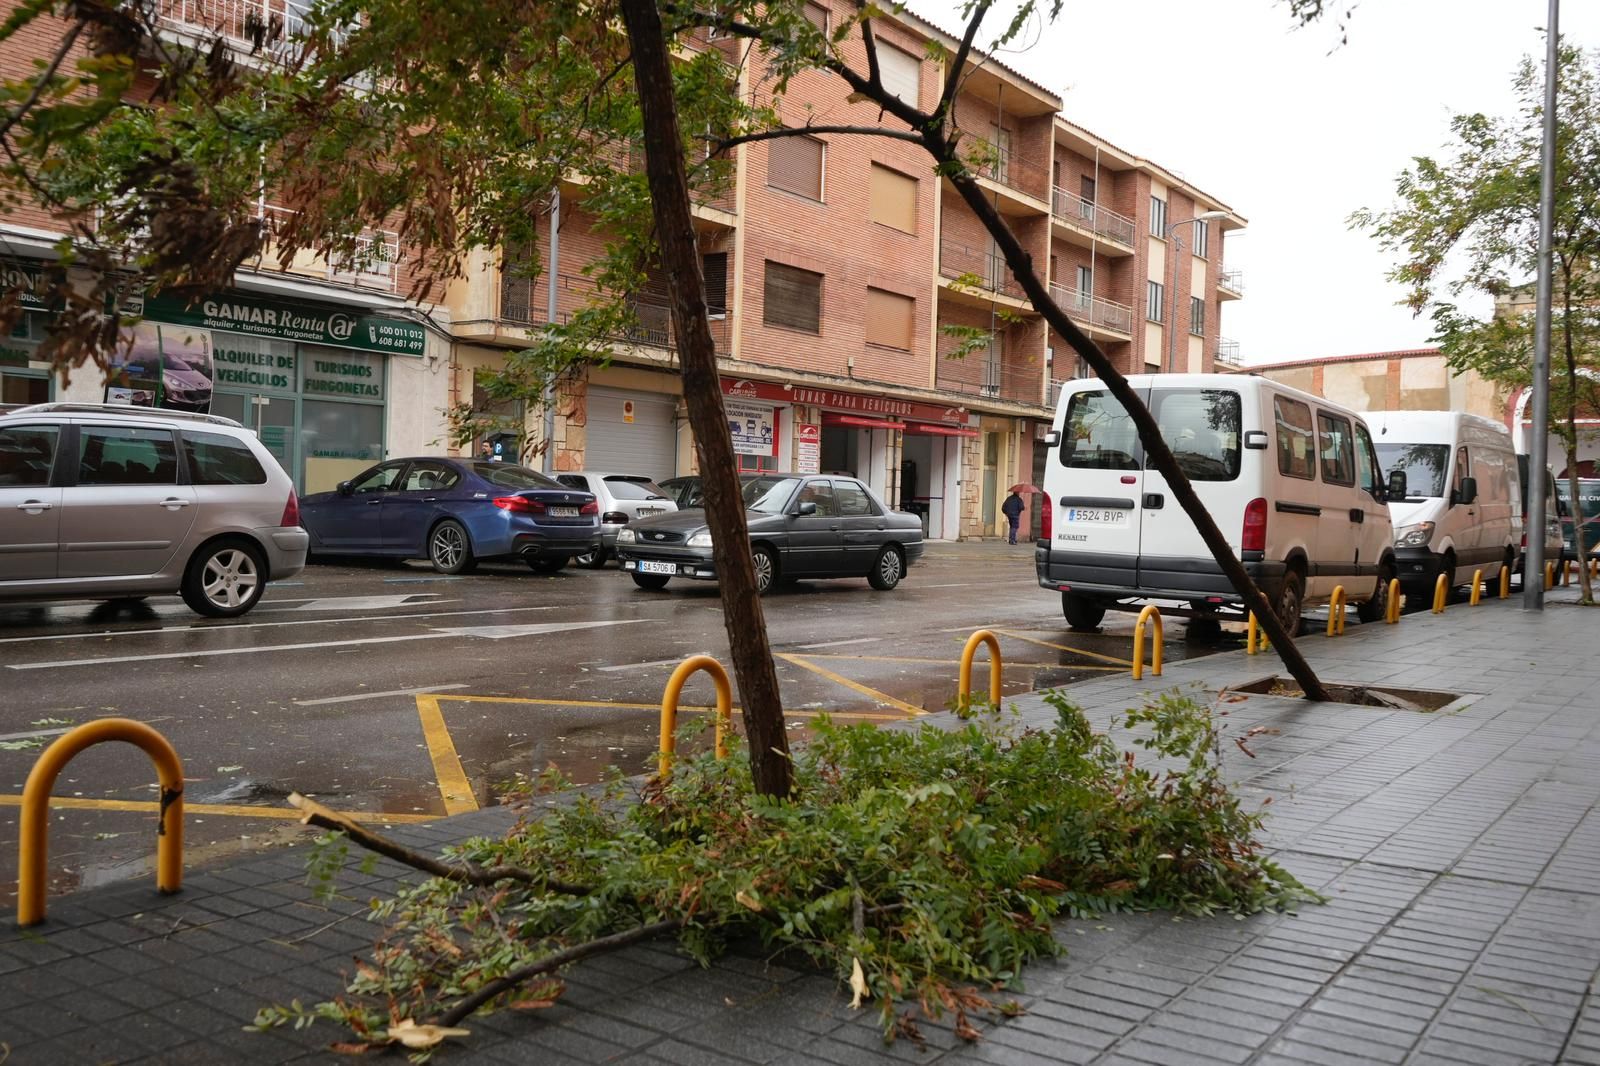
[{"left": 1225, "top": 675, "right": 1460, "bottom": 711}]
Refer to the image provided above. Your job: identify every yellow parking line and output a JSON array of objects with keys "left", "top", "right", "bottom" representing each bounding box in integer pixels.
[
  {"left": 421, "top": 693, "right": 904, "bottom": 721},
  {"left": 415, "top": 695, "right": 480, "bottom": 816},
  {"left": 0, "top": 794, "right": 438, "bottom": 822},
  {"left": 774, "top": 654, "right": 926, "bottom": 716},
  {"left": 990, "top": 629, "right": 1134, "bottom": 667}
]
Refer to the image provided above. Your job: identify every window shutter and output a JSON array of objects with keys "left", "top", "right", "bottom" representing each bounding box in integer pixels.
[
  {"left": 767, "top": 136, "right": 824, "bottom": 200},
  {"left": 763, "top": 261, "right": 822, "bottom": 333},
  {"left": 702, "top": 252, "right": 728, "bottom": 313},
  {"left": 878, "top": 43, "right": 920, "bottom": 106},
  {"left": 803, "top": 1, "right": 828, "bottom": 31},
  {"left": 868, "top": 164, "right": 917, "bottom": 233},
  {"left": 866, "top": 287, "right": 914, "bottom": 350}
]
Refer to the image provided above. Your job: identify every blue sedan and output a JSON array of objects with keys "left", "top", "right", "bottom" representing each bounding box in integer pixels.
[{"left": 299, "top": 458, "right": 601, "bottom": 574}]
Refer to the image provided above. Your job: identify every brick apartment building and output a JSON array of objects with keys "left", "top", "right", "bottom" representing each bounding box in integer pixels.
[{"left": 0, "top": 0, "right": 1245, "bottom": 539}]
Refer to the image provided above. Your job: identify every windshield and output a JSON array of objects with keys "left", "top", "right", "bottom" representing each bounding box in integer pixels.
[
  {"left": 468, "top": 462, "right": 563, "bottom": 490},
  {"left": 1374, "top": 443, "right": 1449, "bottom": 499},
  {"left": 602, "top": 476, "right": 668, "bottom": 501},
  {"left": 742, "top": 476, "right": 800, "bottom": 514}
]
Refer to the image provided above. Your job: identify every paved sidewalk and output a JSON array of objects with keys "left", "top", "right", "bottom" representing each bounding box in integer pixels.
[{"left": 2, "top": 591, "right": 1598, "bottom": 1064}]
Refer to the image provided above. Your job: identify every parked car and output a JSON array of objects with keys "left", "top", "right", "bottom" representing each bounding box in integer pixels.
[
  {"left": 1370, "top": 411, "right": 1521, "bottom": 599},
  {"left": 615, "top": 473, "right": 924, "bottom": 594},
  {"left": 1037, "top": 375, "right": 1396, "bottom": 633},
  {"left": 300, "top": 458, "right": 599, "bottom": 574},
  {"left": 658, "top": 475, "right": 705, "bottom": 509},
  {"left": 0, "top": 402, "right": 307, "bottom": 617},
  {"left": 552, "top": 471, "right": 676, "bottom": 568}
]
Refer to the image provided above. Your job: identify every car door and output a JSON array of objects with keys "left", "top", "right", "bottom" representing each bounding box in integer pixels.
[
  {"left": 833, "top": 477, "right": 885, "bottom": 575},
  {"left": 1354, "top": 422, "right": 1391, "bottom": 596},
  {"left": 1313, "top": 410, "right": 1361, "bottom": 598},
  {"left": 1137, "top": 385, "right": 1242, "bottom": 589},
  {"left": 1264, "top": 392, "right": 1322, "bottom": 591},
  {"left": 318, "top": 462, "right": 407, "bottom": 550},
  {"left": 1049, "top": 386, "right": 1148, "bottom": 578},
  {"left": 58, "top": 423, "right": 197, "bottom": 579},
  {"left": 0, "top": 423, "right": 64, "bottom": 582},
  {"left": 382, "top": 461, "right": 461, "bottom": 554},
  {"left": 1448, "top": 445, "right": 1477, "bottom": 582},
  {"left": 784, "top": 478, "right": 844, "bottom": 575}
]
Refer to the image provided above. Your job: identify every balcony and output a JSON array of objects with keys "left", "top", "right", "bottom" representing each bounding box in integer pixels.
[
  {"left": 937, "top": 239, "right": 1036, "bottom": 313},
  {"left": 934, "top": 331, "right": 1046, "bottom": 408},
  {"left": 1215, "top": 337, "right": 1242, "bottom": 370},
  {"left": 943, "top": 138, "right": 1049, "bottom": 217},
  {"left": 1049, "top": 187, "right": 1135, "bottom": 255},
  {"left": 1218, "top": 267, "right": 1244, "bottom": 300},
  {"left": 1047, "top": 284, "right": 1134, "bottom": 342},
  {"left": 258, "top": 205, "right": 402, "bottom": 293},
  {"left": 479, "top": 272, "right": 729, "bottom": 355},
  {"left": 574, "top": 136, "right": 736, "bottom": 221},
  {"left": 155, "top": 0, "right": 326, "bottom": 56}
]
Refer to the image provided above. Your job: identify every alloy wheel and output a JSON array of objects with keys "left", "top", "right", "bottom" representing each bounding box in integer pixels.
[{"left": 201, "top": 549, "right": 259, "bottom": 610}]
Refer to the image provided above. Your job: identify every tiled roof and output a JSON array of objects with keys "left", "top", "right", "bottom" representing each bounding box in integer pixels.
[{"left": 1249, "top": 348, "right": 1443, "bottom": 371}]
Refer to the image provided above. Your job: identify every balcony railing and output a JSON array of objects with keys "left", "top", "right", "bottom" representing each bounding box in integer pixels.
[
  {"left": 258, "top": 204, "right": 402, "bottom": 293},
  {"left": 1218, "top": 268, "right": 1244, "bottom": 295},
  {"left": 938, "top": 239, "right": 1025, "bottom": 301},
  {"left": 934, "top": 331, "right": 1044, "bottom": 406},
  {"left": 1049, "top": 187, "right": 1136, "bottom": 247},
  {"left": 156, "top": 0, "right": 327, "bottom": 54},
  {"left": 1215, "top": 338, "right": 1241, "bottom": 367},
  {"left": 495, "top": 272, "right": 730, "bottom": 354},
  {"left": 964, "top": 138, "right": 1048, "bottom": 203},
  {"left": 1048, "top": 284, "right": 1134, "bottom": 336}
]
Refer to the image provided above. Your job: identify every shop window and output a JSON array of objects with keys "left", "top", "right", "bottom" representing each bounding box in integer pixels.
[
  {"left": 866, "top": 287, "right": 914, "bottom": 351},
  {"left": 763, "top": 261, "right": 822, "bottom": 333},
  {"left": 767, "top": 135, "right": 824, "bottom": 201},
  {"left": 877, "top": 42, "right": 919, "bottom": 106},
  {"left": 869, "top": 164, "right": 917, "bottom": 234},
  {"left": 303, "top": 399, "right": 385, "bottom": 495}
]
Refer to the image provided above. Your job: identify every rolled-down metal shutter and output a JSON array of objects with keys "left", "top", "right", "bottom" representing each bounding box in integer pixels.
[{"left": 584, "top": 387, "right": 678, "bottom": 482}]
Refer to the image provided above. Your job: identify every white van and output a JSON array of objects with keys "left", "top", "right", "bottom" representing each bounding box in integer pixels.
[
  {"left": 1035, "top": 374, "right": 1395, "bottom": 633},
  {"left": 1368, "top": 412, "right": 1521, "bottom": 599}
]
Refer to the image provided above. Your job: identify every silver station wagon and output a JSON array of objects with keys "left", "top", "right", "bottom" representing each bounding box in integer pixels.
[{"left": 0, "top": 403, "right": 308, "bottom": 617}]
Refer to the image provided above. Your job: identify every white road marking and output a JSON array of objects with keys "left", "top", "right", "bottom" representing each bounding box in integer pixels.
[
  {"left": 284, "top": 595, "right": 446, "bottom": 612},
  {"left": 430, "top": 620, "right": 643, "bottom": 640},
  {"left": 793, "top": 637, "right": 881, "bottom": 650},
  {"left": 918, "top": 583, "right": 975, "bottom": 589},
  {"left": 597, "top": 656, "right": 698, "bottom": 672},
  {"left": 0, "top": 726, "right": 72, "bottom": 742},
  {"left": 294, "top": 684, "right": 470, "bottom": 706}
]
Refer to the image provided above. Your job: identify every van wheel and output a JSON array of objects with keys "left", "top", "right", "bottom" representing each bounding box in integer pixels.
[
  {"left": 1357, "top": 560, "right": 1395, "bottom": 624},
  {"left": 182, "top": 539, "right": 267, "bottom": 618},
  {"left": 1062, "top": 593, "right": 1105, "bottom": 631},
  {"left": 1275, "top": 569, "right": 1305, "bottom": 636}
]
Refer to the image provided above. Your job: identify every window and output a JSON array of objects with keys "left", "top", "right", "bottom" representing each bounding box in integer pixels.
[
  {"left": 183, "top": 431, "right": 267, "bottom": 486},
  {"left": 1452, "top": 446, "right": 1470, "bottom": 503},
  {"left": 702, "top": 252, "right": 728, "bottom": 316},
  {"left": 500, "top": 234, "right": 538, "bottom": 323},
  {"left": 0, "top": 425, "right": 57, "bottom": 487},
  {"left": 865, "top": 287, "right": 915, "bottom": 350},
  {"left": 1193, "top": 219, "right": 1210, "bottom": 259},
  {"left": 877, "top": 42, "right": 920, "bottom": 106},
  {"left": 1373, "top": 443, "right": 1449, "bottom": 499},
  {"left": 1273, "top": 396, "right": 1316, "bottom": 480},
  {"left": 1076, "top": 265, "right": 1093, "bottom": 299},
  {"left": 868, "top": 164, "right": 917, "bottom": 233},
  {"left": 763, "top": 261, "right": 823, "bottom": 333},
  {"left": 1146, "top": 280, "right": 1164, "bottom": 323},
  {"left": 76, "top": 426, "right": 178, "bottom": 486},
  {"left": 1060, "top": 390, "right": 1140, "bottom": 470},
  {"left": 1190, "top": 297, "right": 1205, "bottom": 336},
  {"left": 1355, "top": 424, "right": 1382, "bottom": 495},
  {"left": 803, "top": 0, "right": 828, "bottom": 31},
  {"left": 475, "top": 463, "right": 562, "bottom": 490},
  {"left": 1150, "top": 194, "right": 1167, "bottom": 237},
  {"left": 767, "top": 135, "right": 824, "bottom": 201},
  {"left": 1317, "top": 412, "right": 1356, "bottom": 486},
  {"left": 401, "top": 461, "right": 460, "bottom": 493},
  {"left": 350, "top": 463, "right": 405, "bottom": 494},
  {"left": 1149, "top": 388, "right": 1241, "bottom": 481},
  {"left": 1080, "top": 175, "right": 1096, "bottom": 203},
  {"left": 555, "top": 474, "right": 591, "bottom": 491},
  {"left": 985, "top": 124, "right": 1011, "bottom": 183},
  {"left": 603, "top": 475, "right": 670, "bottom": 500},
  {"left": 833, "top": 479, "right": 876, "bottom": 516}
]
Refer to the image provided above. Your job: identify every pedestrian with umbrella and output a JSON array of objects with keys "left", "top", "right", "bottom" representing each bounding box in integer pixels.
[{"left": 1001, "top": 486, "right": 1026, "bottom": 544}]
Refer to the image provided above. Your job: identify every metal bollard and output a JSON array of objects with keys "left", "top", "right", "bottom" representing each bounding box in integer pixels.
[
  {"left": 657, "top": 655, "right": 732, "bottom": 779},
  {"left": 1326, "top": 585, "right": 1347, "bottom": 636},
  {"left": 1386, "top": 578, "right": 1403, "bottom": 624},
  {"left": 957, "top": 629, "right": 1003, "bottom": 706},
  {"left": 19, "top": 719, "right": 184, "bottom": 927},
  {"left": 1470, "top": 569, "right": 1484, "bottom": 606},
  {"left": 1132, "top": 606, "right": 1163, "bottom": 679},
  {"left": 1499, "top": 567, "right": 1510, "bottom": 599},
  {"left": 1432, "top": 573, "right": 1449, "bottom": 613},
  {"left": 1545, "top": 561, "right": 1556, "bottom": 590},
  {"left": 1247, "top": 611, "right": 1270, "bottom": 654}
]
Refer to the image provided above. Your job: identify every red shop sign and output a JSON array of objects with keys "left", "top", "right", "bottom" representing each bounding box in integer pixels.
[{"left": 721, "top": 377, "right": 964, "bottom": 426}]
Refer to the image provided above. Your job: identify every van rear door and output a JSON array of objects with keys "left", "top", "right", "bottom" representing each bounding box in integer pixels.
[
  {"left": 1050, "top": 387, "right": 1147, "bottom": 580},
  {"left": 1137, "top": 386, "right": 1244, "bottom": 592}
]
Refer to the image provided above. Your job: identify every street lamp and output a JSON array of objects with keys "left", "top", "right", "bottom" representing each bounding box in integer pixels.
[{"left": 1165, "top": 210, "right": 1229, "bottom": 374}]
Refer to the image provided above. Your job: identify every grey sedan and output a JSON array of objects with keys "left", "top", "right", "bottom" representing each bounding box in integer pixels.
[{"left": 614, "top": 473, "right": 924, "bottom": 593}]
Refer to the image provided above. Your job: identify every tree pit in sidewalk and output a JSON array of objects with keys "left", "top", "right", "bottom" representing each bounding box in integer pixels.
[{"left": 1226, "top": 676, "right": 1460, "bottom": 711}]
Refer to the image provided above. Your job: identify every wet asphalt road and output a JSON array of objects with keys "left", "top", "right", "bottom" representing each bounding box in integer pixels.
[{"left": 0, "top": 539, "right": 1232, "bottom": 903}]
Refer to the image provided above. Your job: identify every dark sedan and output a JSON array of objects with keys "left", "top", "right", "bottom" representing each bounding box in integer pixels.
[
  {"left": 614, "top": 473, "right": 924, "bottom": 593},
  {"left": 300, "top": 457, "right": 600, "bottom": 574}
]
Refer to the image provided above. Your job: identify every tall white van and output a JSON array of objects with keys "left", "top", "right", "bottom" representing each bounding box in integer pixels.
[
  {"left": 1368, "top": 411, "right": 1521, "bottom": 599},
  {"left": 1035, "top": 374, "right": 1396, "bottom": 633}
]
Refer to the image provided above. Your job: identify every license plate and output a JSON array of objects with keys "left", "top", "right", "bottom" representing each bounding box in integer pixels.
[
  {"left": 1064, "top": 507, "right": 1129, "bottom": 526},
  {"left": 638, "top": 559, "right": 678, "bottom": 575},
  {"left": 636, "top": 508, "right": 663, "bottom": 518},
  {"left": 548, "top": 506, "right": 579, "bottom": 517}
]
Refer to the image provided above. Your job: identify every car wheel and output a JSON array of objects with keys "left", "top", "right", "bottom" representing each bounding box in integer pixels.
[
  {"left": 1062, "top": 593, "right": 1105, "bottom": 631},
  {"left": 751, "top": 545, "right": 778, "bottom": 595},
  {"left": 575, "top": 547, "right": 608, "bottom": 569},
  {"left": 428, "top": 520, "right": 476, "bottom": 575},
  {"left": 631, "top": 572, "right": 671, "bottom": 590},
  {"left": 181, "top": 539, "right": 267, "bottom": 618},
  {"left": 1275, "top": 568, "right": 1305, "bottom": 636},
  {"left": 867, "top": 546, "right": 904, "bottom": 590},
  {"left": 1357, "top": 559, "right": 1395, "bottom": 624},
  {"left": 528, "top": 556, "right": 567, "bottom": 574}
]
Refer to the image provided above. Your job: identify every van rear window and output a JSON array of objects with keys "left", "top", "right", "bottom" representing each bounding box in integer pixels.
[
  {"left": 1149, "top": 389, "right": 1241, "bottom": 481},
  {"left": 1059, "top": 391, "right": 1140, "bottom": 470}
]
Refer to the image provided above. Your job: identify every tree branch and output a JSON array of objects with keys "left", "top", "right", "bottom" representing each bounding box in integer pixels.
[
  {"left": 0, "top": 20, "right": 83, "bottom": 144},
  {"left": 713, "top": 123, "right": 923, "bottom": 153},
  {"left": 936, "top": 0, "right": 992, "bottom": 126},
  {"left": 288, "top": 793, "right": 591, "bottom": 896}
]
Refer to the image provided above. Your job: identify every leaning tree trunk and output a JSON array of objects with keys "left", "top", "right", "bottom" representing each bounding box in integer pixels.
[
  {"left": 620, "top": 0, "right": 794, "bottom": 796},
  {"left": 926, "top": 131, "right": 1333, "bottom": 702}
]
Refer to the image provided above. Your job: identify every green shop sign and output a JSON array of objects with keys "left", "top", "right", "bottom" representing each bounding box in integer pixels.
[{"left": 143, "top": 291, "right": 426, "bottom": 356}]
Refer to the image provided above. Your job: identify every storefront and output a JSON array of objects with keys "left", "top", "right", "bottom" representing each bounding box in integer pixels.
[{"left": 2, "top": 312, "right": 56, "bottom": 406}]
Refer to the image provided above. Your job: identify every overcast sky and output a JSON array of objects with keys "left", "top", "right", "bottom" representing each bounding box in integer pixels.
[{"left": 912, "top": 0, "right": 1600, "bottom": 365}]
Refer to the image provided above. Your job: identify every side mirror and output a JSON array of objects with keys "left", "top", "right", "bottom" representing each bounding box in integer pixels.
[
  {"left": 337, "top": 481, "right": 354, "bottom": 497},
  {"left": 1387, "top": 469, "right": 1407, "bottom": 499},
  {"left": 1242, "top": 430, "right": 1268, "bottom": 450},
  {"left": 1459, "top": 476, "right": 1478, "bottom": 506},
  {"left": 1042, "top": 429, "right": 1061, "bottom": 447},
  {"left": 795, "top": 500, "right": 818, "bottom": 517}
]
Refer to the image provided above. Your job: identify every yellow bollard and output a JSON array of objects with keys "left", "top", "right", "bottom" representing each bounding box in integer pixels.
[
  {"left": 657, "top": 655, "right": 732, "bottom": 779},
  {"left": 19, "top": 719, "right": 184, "bottom": 927},
  {"left": 957, "top": 629, "right": 1003, "bottom": 706},
  {"left": 1470, "top": 569, "right": 1483, "bottom": 606},
  {"left": 1386, "top": 578, "right": 1402, "bottom": 624},
  {"left": 1499, "top": 567, "right": 1510, "bottom": 599},
  {"left": 1246, "top": 611, "right": 1271, "bottom": 653},
  {"left": 1132, "top": 606, "right": 1163, "bottom": 679},
  {"left": 1546, "top": 561, "right": 1556, "bottom": 590},
  {"left": 1326, "top": 585, "right": 1347, "bottom": 637},
  {"left": 1432, "top": 573, "right": 1449, "bottom": 613}
]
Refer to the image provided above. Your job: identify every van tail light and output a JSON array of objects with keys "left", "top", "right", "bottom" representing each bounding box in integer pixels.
[
  {"left": 1242, "top": 497, "right": 1268, "bottom": 553},
  {"left": 580, "top": 500, "right": 600, "bottom": 516},
  {"left": 281, "top": 491, "right": 300, "bottom": 527},
  {"left": 602, "top": 511, "right": 628, "bottom": 524},
  {"left": 494, "top": 495, "right": 546, "bottom": 514}
]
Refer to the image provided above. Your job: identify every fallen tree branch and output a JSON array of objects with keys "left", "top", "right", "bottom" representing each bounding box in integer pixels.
[{"left": 287, "top": 793, "right": 591, "bottom": 896}]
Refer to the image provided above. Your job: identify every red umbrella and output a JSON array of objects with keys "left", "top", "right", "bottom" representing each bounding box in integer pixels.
[{"left": 1008, "top": 483, "right": 1042, "bottom": 494}]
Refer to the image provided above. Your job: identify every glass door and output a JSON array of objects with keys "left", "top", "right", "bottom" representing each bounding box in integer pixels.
[{"left": 213, "top": 391, "right": 300, "bottom": 486}]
